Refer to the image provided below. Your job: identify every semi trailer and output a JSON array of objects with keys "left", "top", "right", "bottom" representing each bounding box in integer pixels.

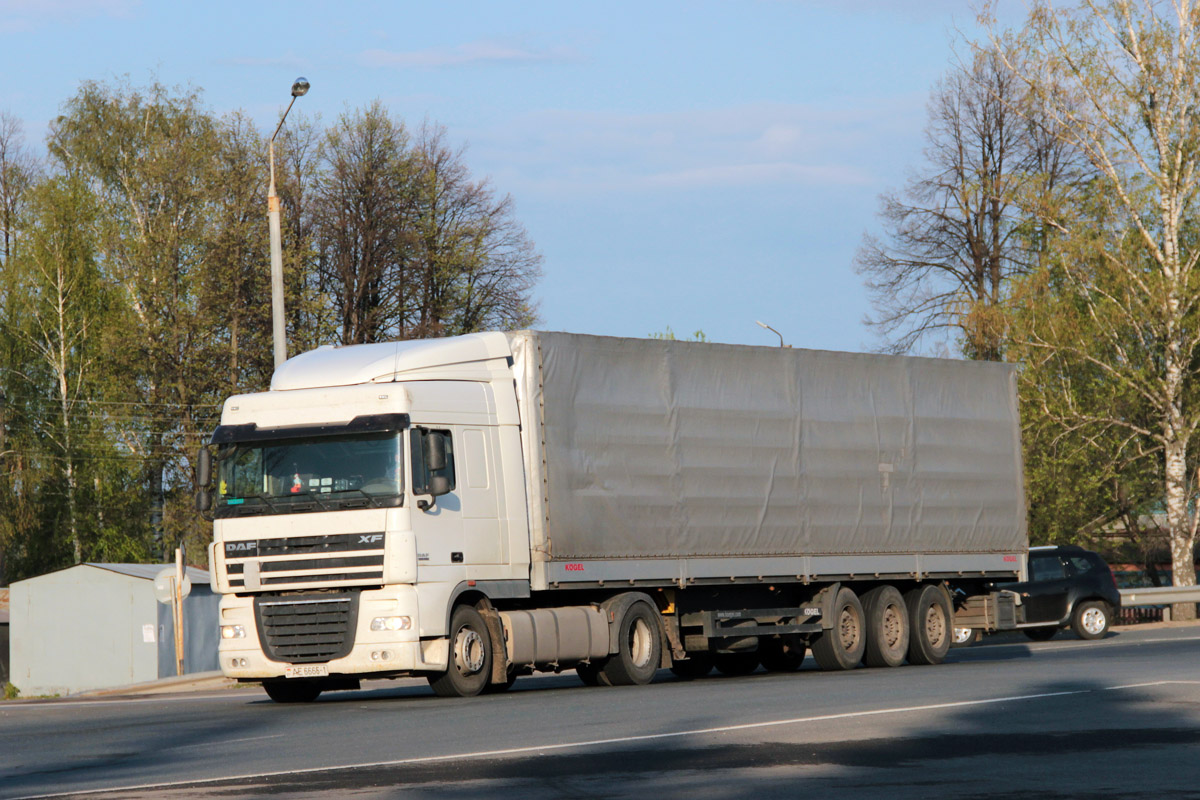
[{"left": 197, "top": 331, "right": 1026, "bottom": 702}]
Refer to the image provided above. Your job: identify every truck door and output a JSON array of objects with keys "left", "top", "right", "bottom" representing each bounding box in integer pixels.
[
  {"left": 410, "top": 427, "right": 464, "bottom": 568},
  {"left": 409, "top": 427, "right": 502, "bottom": 566}
]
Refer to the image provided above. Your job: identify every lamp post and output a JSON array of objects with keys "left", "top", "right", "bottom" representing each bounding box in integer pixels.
[
  {"left": 756, "top": 320, "right": 786, "bottom": 348},
  {"left": 268, "top": 77, "right": 310, "bottom": 371}
]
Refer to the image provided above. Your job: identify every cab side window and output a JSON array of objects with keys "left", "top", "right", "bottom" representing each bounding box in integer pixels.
[{"left": 411, "top": 428, "right": 456, "bottom": 495}]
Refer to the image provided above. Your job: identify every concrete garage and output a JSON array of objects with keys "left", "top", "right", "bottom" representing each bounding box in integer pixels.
[{"left": 9, "top": 563, "right": 216, "bottom": 696}]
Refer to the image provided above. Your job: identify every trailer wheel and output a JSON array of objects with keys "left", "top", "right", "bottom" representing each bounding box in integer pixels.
[
  {"left": 263, "top": 680, "right": 322, "bottom": 703},
  {"left": 598, "top": 602, "right": 662, "bottom": 686},
  {"left": 428, "top": 605, "right": 492, "bottom": 697},
  {"left": 862, "top": 585, "right": 910, "bottom": 668},
  {"left": 759, "top": 635, "right": 806, "bottom": 672},
  {"left": 812, "top": 587, "right": 866, "bottom": 671},
  {"left": 1071, "top": 601, "right": 1111, "bottom": 640},
  {"left": 669, "top": 653, "right": 714, "bottom": 680},
  {"left": 714, "top": 652, "right": 760, "bottom": 676},
  {"left": 905, "top": 585, "right": 952, "bottom": 666}
]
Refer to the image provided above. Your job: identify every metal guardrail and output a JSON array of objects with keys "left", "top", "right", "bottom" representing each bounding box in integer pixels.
[{"left": 1119, "top": 585, "right": 1200, "bottom": 606}]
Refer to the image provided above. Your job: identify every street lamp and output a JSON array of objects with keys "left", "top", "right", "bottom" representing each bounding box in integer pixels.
[
  {"left": 267, "top": 77, "right": 310, "bottom": 371},
  {"left": 756, "top": 320, "right": 786, "bottom": 348}
]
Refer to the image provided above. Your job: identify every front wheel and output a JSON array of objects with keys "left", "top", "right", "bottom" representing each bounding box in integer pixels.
[
  {"left": 263, "top": 680, "right": 322, "bottom": 703},
  {"left": 1071, "top": 601, "right": 1110, "bottom": 640},
  {"left": 428, "top": 605, "right": 492, "bottom": 697}
]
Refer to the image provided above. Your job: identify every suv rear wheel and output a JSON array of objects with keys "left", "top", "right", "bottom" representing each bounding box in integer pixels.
[{"left": 1071, "top": 600, "right": 1111, "bottom": 640}]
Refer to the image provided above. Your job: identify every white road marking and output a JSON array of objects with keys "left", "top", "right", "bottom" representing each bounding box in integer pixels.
[{"left": 13, "top": 679, "right": 1199, "bottom": 799}]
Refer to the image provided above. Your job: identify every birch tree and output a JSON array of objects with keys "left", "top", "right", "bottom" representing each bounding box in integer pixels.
[
  {"left": 992, "top": 0, "right": 1200, "bottom": 614},
  {"left": 49, "top": 79, "right": 224, "bottom": 560},
  {"left": 856, "top": 45, "right": 1083, "bottom": 360},
  {"left": 13, "top": 176, "right": 103, "bottom": 563}
]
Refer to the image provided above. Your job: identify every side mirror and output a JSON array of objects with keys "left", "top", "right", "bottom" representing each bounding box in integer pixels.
[
  {"left": 197, "top": 446, "right": 212, "bottom": 487},
  {"left": 427, "top": 433, "right": 446, "bottom": 472},
  {"left": 195, "top": 489, "right": 212, "bottom": 513},
  {"left": 429, "top": 474, "right": 451, "bottom": 497}
]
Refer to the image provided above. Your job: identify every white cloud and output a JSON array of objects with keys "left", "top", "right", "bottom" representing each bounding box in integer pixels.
[
  {"left": 467, "top": 100, "right": 920, "bottom": 197},
  {"left": 360, "top": 40, "right": 578, "bottom": 69},
  {"left": 644, "top": 162, "right": 872, "bottom": 189}
]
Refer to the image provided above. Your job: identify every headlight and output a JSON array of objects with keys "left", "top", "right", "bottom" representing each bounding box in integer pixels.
[
  {"left": 370, "top": 616, "right": 412, "bottom": 632},
  {"left": 220, "top": 625, "right": 246, "bottom": 640}
]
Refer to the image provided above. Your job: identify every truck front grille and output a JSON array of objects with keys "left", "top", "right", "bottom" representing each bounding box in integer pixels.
[
  {"left": 224, "top": 533, "right": 385, "bottom": 590},
  {"left": 255, "top": 593, "right": 359, "bottom": 663}
]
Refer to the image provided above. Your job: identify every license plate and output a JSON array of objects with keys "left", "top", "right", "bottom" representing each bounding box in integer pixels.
[{"left": 285, "top": 664, "right": 329, "bottom": 679}]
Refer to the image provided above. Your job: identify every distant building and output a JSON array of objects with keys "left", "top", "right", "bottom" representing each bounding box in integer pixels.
[{"left": 9, "top": 563, "right": 218, "bottom": 696}]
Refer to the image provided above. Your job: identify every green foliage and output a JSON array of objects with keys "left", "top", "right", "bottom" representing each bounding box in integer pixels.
[
  {"left": 3, "top": 682, "right": 18, "bottom": 700},
  {"left": 648, "top": 326, "right": 709, "bottom": 342},
  {"left": 0, "top": 79, "right": 543, "bottom": 582}
]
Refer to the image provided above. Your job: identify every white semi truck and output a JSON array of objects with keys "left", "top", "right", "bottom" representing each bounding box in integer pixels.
[{"left": 197, "top": 331, "right": 1025, "bottom": 702}]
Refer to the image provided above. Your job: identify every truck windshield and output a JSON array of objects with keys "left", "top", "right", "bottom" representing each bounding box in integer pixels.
[{"left": 215, "top": 431, "right": 403, "bottom": 517}]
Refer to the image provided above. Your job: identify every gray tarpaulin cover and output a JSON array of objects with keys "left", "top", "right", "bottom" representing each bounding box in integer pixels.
[{"left": 508, "top": 331, "right": 1026, "bottom": 561}]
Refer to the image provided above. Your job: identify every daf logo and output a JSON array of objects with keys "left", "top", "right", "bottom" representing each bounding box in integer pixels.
[
  {"left": 359, "top": 534, "right": 384, "bottom": 544},
  {"left": 226, "top": 541, "right": 257, "bottom": 552}
]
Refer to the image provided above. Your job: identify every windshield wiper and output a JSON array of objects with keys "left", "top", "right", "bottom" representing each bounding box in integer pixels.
[
  {"left": 286, "top": 488, "right": 334, "bottom": 512},
  {"left": 230, "top": 493, "right": 281, "bottom": 515},
  {"left": 329, "top": 488, "right": 392, "bottom": 508}
]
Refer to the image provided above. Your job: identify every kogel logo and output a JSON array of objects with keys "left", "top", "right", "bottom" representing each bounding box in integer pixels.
[
  {"left": 564, "top": 563, "right": 585, "bottom": 572},
  {"left": 225, "top": 541, "right": 258, "bottom": 556}
]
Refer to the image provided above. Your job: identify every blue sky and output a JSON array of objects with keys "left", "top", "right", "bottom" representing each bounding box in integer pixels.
[{"left": 0, "top": 0, "right": 1025, "bottom": 353}]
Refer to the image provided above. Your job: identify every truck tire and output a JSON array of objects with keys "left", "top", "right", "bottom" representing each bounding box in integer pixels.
[
  {"left": 714, "top": 652, "right": 760, "bottom": 676},
  {"left": 669, "top": 653, "right": 714, "bottom": 680},
  {"left": 576, "top": 661, "right": 605, "bottom": 686},
  {"left": 1071, "top": 600, "right": 1110, "bottom": 640},
  {"left": 862, "top": 585, "right": 909, "bottom": 668},
  {"left": 759, "top": 635, "right": 806, "bottom": 672},
  {"left": 812, "top": 587, "right": 866, "bottom": 671},
  {"left": 263, "top": 680, "right": 322, "bottom": 703},
  {"left": 598, "top": 601, "right": 662, "bottom": 686},
  {"left": 1023, "top": 626, "right": 1058, "bottom": 642},
  {"left": 484, "top": 670, "right": 518, "bottom": 693},
  {"left": 428, "top": 605, "right": 492, "bottom": 697},
  {"left": 905, "top": 585, "right": 951, "bottom": 666}
]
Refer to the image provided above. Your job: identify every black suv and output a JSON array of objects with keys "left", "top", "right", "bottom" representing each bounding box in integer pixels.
[
  {"left": 952, "top": 545, "right": 1122, "bottom": 646},
  {"left": 1005, "top": 545, "right": 1122, "bottom": 641}
]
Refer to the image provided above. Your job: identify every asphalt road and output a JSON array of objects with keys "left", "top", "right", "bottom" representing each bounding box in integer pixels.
[{"left": 3, "top": 625, "right": 1200, "bottom": 799}]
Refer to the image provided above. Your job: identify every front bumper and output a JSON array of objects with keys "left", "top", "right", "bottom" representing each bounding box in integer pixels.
[{"left": 218, "top": 585, "right": 449, "bottom": 680}]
